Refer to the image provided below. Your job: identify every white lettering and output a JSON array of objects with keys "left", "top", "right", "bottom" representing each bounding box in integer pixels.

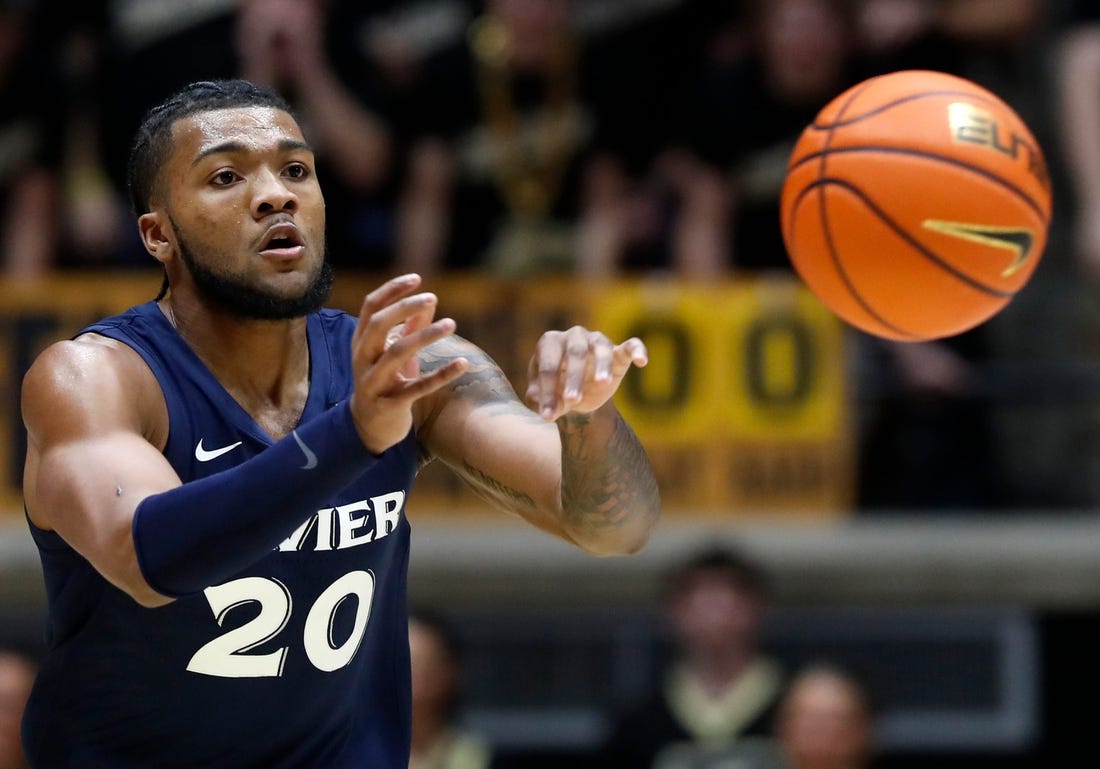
[
  {"left": 371, "top": 491, "right": 405, "bottom": 539},
  {"left": 278, "top": 516, "right": 316, "bottom": 552},
  {"left": 274, "top": 493, "right": 406, "bottom": 552},
  {"left": 335, "top": 500, "right": 374, "bottom": 549},
  {"left": 315, "top": 507, "right": 336, "bottom": 551}
]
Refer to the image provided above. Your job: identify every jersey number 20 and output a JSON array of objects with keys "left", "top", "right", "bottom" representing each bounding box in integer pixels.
[{"left": 186, "top": 570, "right": 375, "bottom": 678}]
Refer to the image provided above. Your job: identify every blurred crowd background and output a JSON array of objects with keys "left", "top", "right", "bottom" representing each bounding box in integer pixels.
[
  {"left": 7, "top": 0, "right": 1100, "bottom": 510},
  {"left": 3, "top": 0, "right": 1100, "bottom": 767}
]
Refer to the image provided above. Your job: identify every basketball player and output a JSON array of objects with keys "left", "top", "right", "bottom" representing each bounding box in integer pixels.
[{"left": 18, "top": 79, "right": 660, "bottom": 769}]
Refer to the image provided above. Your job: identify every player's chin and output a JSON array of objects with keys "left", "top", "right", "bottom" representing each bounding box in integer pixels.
[{"left": 263, "top": 271, "right": 317, "bottom": 299}]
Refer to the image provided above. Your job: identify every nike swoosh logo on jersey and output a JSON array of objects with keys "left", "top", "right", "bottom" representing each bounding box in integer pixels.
[
  {"left": 292, "top": 430, "right": 318, "bottom": 470},
  {"left": 194, "top": 439, "right": 243, "bottom": 462}
]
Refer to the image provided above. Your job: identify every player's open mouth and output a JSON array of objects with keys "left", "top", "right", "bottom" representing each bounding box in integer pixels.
[{"left": 258, "top": 224, "right": 305, "bottom": 259}]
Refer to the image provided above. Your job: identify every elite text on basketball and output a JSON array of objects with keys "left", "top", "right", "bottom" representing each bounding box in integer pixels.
[{"left": 948, "top": 102, "right": 1051, "bottom": 191}]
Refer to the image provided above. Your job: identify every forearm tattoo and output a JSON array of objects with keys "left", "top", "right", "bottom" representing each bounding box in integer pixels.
[
  {"left": 421, "top": 337, "right": 543, "bottom": 506},
  {"left": 422, "top": 336, "right": 659, "bottom": 536},
  {"left": 420, "top": 338, "right": 542, "bottom": 422},
  {"left": 559, "top": 412, "right": 661, "bottom": 534},
  {"left": 461, "top": 460, "right": 537, "bottom": 510}
]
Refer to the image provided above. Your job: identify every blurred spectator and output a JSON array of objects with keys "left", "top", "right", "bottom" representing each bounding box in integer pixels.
[
  {"left": 775, "top": 663, "right": 877, "bottom": 769},
  {"left": 51, "top": 0, "right": 243, "bottom": 266},
  {"left": 1057, "top": 0, "right": 1100, "bottom": 284},
  {"left": 600, "top": 547, "right": 784, "bottom": 769},
  {"left": 0, "top": 650, "right": 35, "bottom": 769},
  {"left": 409, "top": 611, "right": 494, "bottom": 769},
  {"left": 701, "top": 0, "right": 861, "bottom": 274},
  {"left": 572, "top": 0, "right": 720, "bottom": 277},
  {"left": 856, "top": 0, "right": 1044, "bottom": 74},
  {"left": 0, "top": 2, "right": 65, "bottom": 278},
  {"left": 395, "top": 0, "right": 591, "bottom": 276},
  {"left": 578, "top": 0, "right": 861, "bottom": 278},
  {"left": 393, "top": 0, "right": 695, "bottom": 277}
]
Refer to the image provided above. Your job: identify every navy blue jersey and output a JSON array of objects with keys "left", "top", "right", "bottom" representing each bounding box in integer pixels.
[{"left": 22, "top": 301, "right": 417, "bottom": 769}]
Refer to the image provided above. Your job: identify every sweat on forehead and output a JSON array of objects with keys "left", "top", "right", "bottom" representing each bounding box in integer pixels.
[{"left": 177, "top": 108, "right": 308, "bottom": 160}]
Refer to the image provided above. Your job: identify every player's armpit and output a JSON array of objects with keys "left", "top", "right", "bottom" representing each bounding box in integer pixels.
[{"left": 22, "top": 339, "right": 182, "bottom": 607}]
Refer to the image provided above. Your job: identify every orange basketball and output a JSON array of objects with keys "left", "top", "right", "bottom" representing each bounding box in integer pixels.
[{"left": 780, "top": 70, "right": 1051, "bottom": 341}]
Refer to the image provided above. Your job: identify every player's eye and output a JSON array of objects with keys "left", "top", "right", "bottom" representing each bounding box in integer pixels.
[
  {"left": 211, "top": 169, "right": 239, "bottom": 186},
  {"left": 285, "top": 162, "right": 310, "bottom": 180}
]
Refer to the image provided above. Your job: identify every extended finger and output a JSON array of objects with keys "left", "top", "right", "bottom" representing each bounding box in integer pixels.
[
  {"left": 386, "top": 309, "right": 437, "bottom": 379},
  {"left": 533, "top": 331, "right": 566, "bottom": 419},
  {"left": 360, "top": 317, "right": 457, "bottom": 394},
  {"left": 385, "top": 295, "right": 436, "bottom": 351},
  {"left": 561, "top": 327, "right": 592, "bottom": 405},
  {"left": 354, "top": 292, "right": 439, "bottom": 366},
  {"left": 590, "top": 332, "right": 615, "bottom": 383},
  {"left": 352, "top": 274, "right": 422, "bottom": 346},
  {"left": 615, "top": 337, "right": 649, "bottom": 370}
]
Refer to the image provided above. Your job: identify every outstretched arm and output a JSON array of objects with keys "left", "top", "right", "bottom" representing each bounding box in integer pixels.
[{"left": 417, "top": 329, "right": 660, "bottom": 555}]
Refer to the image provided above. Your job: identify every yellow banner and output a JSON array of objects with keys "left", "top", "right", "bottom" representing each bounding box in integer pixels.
[{"left": 588, "top": 277, "right": 852, "bottom": 514}]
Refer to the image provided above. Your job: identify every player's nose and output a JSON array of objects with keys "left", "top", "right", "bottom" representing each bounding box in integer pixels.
[{"left": 251, "top": 167, "right": 298, "bottom": 217}]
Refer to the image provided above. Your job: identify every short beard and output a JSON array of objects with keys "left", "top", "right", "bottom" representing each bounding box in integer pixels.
[{"left": 175, "top": 227, "right": 334, "bottom": 320}]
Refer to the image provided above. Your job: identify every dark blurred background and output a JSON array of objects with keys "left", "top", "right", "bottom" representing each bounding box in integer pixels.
[{"left": 4, "top": 1, "right": 1100, "bottom": 767}]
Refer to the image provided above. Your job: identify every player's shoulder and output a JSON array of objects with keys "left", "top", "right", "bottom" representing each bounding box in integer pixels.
[
  {"left": 29, "top": 332, "right": 150, "bottom": 377},
  {"left": 23, "top": 334, "right": 159, "bottom": 419}
]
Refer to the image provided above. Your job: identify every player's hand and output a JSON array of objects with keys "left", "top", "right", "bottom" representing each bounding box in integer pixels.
[
  {"left": 348, "top": 274, "right": 468, "bottom": 454},
  {"left": 525, "top": 327, "right": 648, "bottom": 421}
]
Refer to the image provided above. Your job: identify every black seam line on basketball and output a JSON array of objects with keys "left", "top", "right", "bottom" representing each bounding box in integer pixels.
[
  {"left": 818, "top": 77, "right": 875, "bottom": 166},
  {"left": 817, "top": 78, "right": 879, "bottom": 242},
  {"left": 807, "top": 89, "right": 1000, "bottom": 130},
  {"left": 796, "top": 177, "right": 1017, "bottom": 300},
  {"left": 796, "top": 183, "right": 923, "bottom": 340},
  {"left": 787, "top": 146, "right": 1049, "bottom": 226},
  {"left": 808, "top": 81, "right": 924, "bottom": 339}
]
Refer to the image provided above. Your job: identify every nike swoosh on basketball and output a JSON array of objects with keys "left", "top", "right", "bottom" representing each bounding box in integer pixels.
[
  {"left": 292, "top": 430, "right": 318, "bottom": 470},
  {"left": 922, "top": 219, "right": 1035, "bottom": 277},
  {"left": 194, "top": 439, "right": 243, "bottom": 462}
]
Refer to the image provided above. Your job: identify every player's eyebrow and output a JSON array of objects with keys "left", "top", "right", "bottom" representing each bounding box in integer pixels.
[{"left": 191, "top": 138, "right": 313, "bottom": 166}]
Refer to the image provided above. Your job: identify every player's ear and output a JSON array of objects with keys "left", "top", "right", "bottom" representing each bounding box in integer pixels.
[{"left": 138, "top": 212, "right": 175, "bottom": 265}]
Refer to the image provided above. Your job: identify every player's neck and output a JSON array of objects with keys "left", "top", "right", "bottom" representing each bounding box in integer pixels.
[{"left": 159, "top": 295, "right": 311, "bottom": 434}]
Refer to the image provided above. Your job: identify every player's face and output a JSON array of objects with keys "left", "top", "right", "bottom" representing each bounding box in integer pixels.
[{"left": 159, "top": 106, "right": 331, "bottom": 318}]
